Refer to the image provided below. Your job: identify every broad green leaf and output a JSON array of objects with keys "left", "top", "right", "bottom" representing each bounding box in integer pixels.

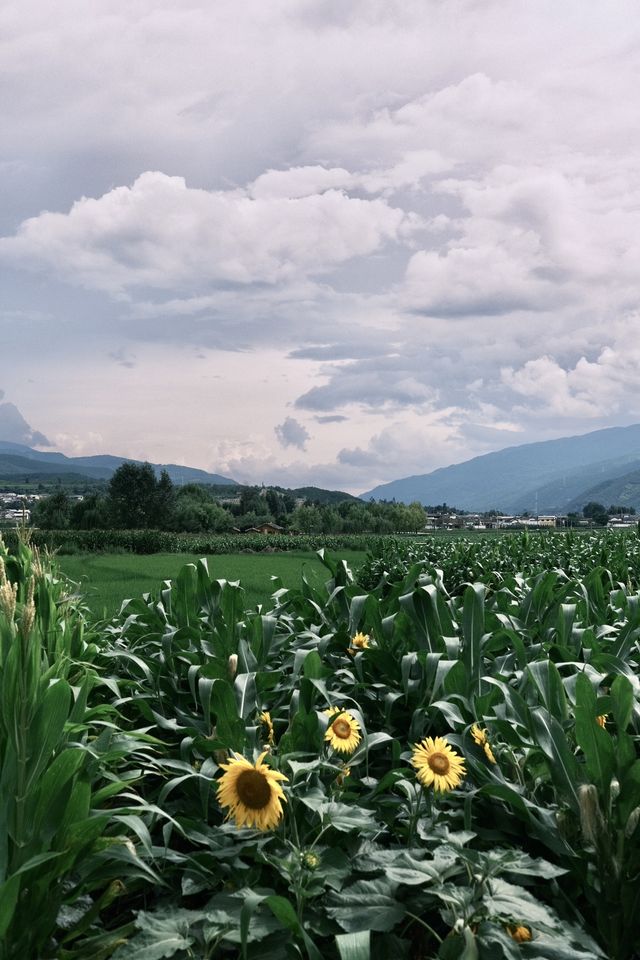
[
  {"left": 399, "top": 585, "right": 446, "bottom": 654},
  {"left": 112, "top": 909, "right": 195, "bottom": 960},
  {"left": 210, "top": 679, "right": 245, "bottom": 751},
  {"left": 336, "top": 930, "right": 371, "bottom": 960},
  {"left": 26, "top": 679, "right": 72, "bottom": 789},
  {"left": 32, "top": 748, "right": 86, "bottom": 838},
  {"left": 0, "top": 874, "right": 19, "bottom": 938},
  {"left": 527, "top": 660, "right": 568, "bottom": 722},
  {"left": 462, "top": 583, "right": 485, "bottom": 696},
  {"left": 529, "top": 708, "right": 580, "bottom": 811},
  {"left": 484, "top": 877, "right": 563, "bottom": 928},
  {"left": 303, "top": 650, "right": 326, "bottom": 680},
  {"left": 303, "top": 799, "right": 378, "bottom": 834},
  {"left": 234, "top": 672, "right": 257, "bottom": 720},
  {"left": 574, "top": 673, "right": 615, "bottom": 793},
  {"left": 326, "top": 878, "right": 404, "bottom": 932},
  {"left": 383, "top": 850, "right": 458, "bottom": 886},
  {"left": 611, "top": 674, "right": 634, "bottom": 731}
]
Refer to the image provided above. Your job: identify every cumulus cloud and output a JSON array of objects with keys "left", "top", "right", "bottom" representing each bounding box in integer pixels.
[
  {"left": 0, "top": 171, "right": 411, "bottom": 295},
  {"left": 502, "top": 343, "right": 640, "bottom": 421},
  {"left": 248, "top": 153, "right": 448, "bottom": 200},
  {"left": 4, "top": 1, "right": 640, "bottom": 488},
  {"left": 275, "top": 416, "right": 310, "bottom": 450}
]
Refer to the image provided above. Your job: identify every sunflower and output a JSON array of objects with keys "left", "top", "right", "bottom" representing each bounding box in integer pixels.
[
  {"left": 506, "top": 924, "right": 532, "bottom": 943},
  {"left": 349, "top": 631, "right": 370, "bottom": 652},
  {"left": 324, "top": 707, "right": 361, "bottom": 754},
  {"left": 412, "top": 736, "right": 466, "bottom": 792},
  {"left": 260, "top": 710, "right": 275, "bottom": 746},
  {"left": 471, "top": 723, "right": 496, "bottom": 764},
  {"left": 217, "top": 751, "right": 288, "bottom": 830},
  {"left": 596, "top": 714, "right": 608, "bottom": 728}
]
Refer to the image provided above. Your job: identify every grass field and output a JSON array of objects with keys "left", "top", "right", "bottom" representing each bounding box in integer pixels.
[{"left": 57, "top": 549, "right": 367, "bottom": 619}]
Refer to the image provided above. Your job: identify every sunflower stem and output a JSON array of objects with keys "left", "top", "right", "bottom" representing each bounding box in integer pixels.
[
  {"left": 403, "top": 910, "right": 443, "bottom": 944},
  {"left": 408, "top": 784, "right": 425, "bottom": 842}
]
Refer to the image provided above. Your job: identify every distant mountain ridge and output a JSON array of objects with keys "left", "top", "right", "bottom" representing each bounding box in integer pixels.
[
  {"left": 361, "top": 424, "right": 640, "bottom": 512},
  {"left": 0, "top": 441, "right": 236, "bottom": 486}
]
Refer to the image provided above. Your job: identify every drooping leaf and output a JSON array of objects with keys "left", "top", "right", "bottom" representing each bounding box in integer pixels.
[{"left": 326, "top": 878, "right": 405, "bottom": 932}]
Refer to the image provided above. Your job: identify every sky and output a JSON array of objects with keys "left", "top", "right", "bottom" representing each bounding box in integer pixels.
[{"left": 2, "top": 1, "right": 640, "bottom": 493}]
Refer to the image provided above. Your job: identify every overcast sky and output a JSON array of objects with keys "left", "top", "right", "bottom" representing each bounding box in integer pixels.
[{"left": 2, "top": 1, "right": 640, "bottom": 492}]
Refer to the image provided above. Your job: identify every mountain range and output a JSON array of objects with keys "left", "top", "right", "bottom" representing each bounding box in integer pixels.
[
  {"left": 362, "top": 424, "right": 640, "bottom": 513},
  {"left": 5, "top": 423, "right": 640, "bottom": 513},
  {"left": 0, "top": 441, "right": 235, "bottom": 486}
]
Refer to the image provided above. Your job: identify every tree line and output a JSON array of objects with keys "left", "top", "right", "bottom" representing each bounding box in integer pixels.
[{"left": 32, "top": 463, "right": 428, "bottom": 534}]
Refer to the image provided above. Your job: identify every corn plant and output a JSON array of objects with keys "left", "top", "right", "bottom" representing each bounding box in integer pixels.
[{"left": 0, "top": 535, "right": 161, "bottom": 959}]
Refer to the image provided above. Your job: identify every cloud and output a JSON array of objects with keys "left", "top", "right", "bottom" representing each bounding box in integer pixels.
[
  {"left": 109, "top": 348, "right": 137, "bottom": 368},
  {"left": 4, "top": 2, "right": 640, "bottom": 489},
  {"left": 289, "top": 338, "right": 393, "bottom": 361},
  {"left": 0, "top": 171, "right": 411, "bottom": 295},
  {"left": 0, "top": 401, "right": 51, "bottom": 446},
  {"left": 275, "top": 416, "right": 310, "bottom": 450},
  {"left": 295, "top": 352, "right": 438, "bottom": 412},
  {"left": 502, "top": 342, "right": 640, "bottom": 421},
  {"left": 248, "top": 153, "right": 448, "bottom": 200}
]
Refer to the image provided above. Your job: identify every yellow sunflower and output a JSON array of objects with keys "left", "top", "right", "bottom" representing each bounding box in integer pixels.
[
  {"left": 324, "top": 707, "right": 361, "bottom": 754},
  {"left": 349, "top": 631, "right": 371, "bottom": 652},
  {"left": 506, "top": 924, "right": 532, "bottom": 943},
  {"left": 471, "top": 723, "right": 496, "bottom": 764},
  {"left": 217, "top": 751, "right": 288, "bottom": 830},
  {"left": 412, "top": 736, "right": 466, "bottom": 792},
  {"left": 259, "top": 710, "right": 275, "bottom": 746},
  {"left": 596, "top": 714, "right": 608, "bottom": 728}
]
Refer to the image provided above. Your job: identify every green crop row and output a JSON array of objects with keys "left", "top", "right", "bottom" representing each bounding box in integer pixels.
[
  {"left": 358, "top": 528, "right": 640, "bottom": 594},
  {"left": 1, "top": 530, "right": 640, "bottom": 959},
  {"left": 1, "top": 527, "right": 380, "bottom": 555}
]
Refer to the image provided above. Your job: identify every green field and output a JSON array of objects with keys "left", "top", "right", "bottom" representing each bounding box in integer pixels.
[
  {"left": 58, "top": 550, "right": 367, "bottom": 618},
  {"left": 5, "top": 529, "right": 640, "bottom": 957}
]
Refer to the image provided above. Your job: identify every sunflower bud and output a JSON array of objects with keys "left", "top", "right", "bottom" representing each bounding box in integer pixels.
[
  {"left": 301, "top": 850, "right": 320, "bottom": 870},
  {"left": 625, "top": 806, "right": 640, "bottom": 839},
  {"left": 579, "top": 784, "right": 606, "bottom": 846}
]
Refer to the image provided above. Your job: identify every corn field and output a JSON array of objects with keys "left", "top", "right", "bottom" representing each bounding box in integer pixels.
[{"left": 1, "top": 529, "right": 640, "bottom": 959}]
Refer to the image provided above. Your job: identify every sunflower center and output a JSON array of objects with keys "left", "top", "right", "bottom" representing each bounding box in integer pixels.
[
  {"left": 428, "top": 752, "right": 450, "bottom": 775},
  {"left": 235, "top": 769, "right": 272, "bottom": 809},
  {"left": 332, "top": 718, "right": 352, "bottom": 740}
]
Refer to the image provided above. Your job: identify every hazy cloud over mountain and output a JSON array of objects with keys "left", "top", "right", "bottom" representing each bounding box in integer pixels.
[
  {"left": 2, "top": 1, "right": 639, "bottom": 491},
  {"left": 0, "top": 400, "right": 51, "bottom": 447}
]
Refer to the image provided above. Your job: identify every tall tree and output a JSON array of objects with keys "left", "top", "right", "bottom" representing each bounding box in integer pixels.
[
  {"left": 154, "top": 469, "right": 177, "bottom": 528},
  {"left": 107, "top": 462, "right": 160, "bottom": 528},
  {"left": 582, "top": 501, "right": 609, "bottom": 527},
  {"left": 32, "top": 491, "right": 71, "bottom": 529}
]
